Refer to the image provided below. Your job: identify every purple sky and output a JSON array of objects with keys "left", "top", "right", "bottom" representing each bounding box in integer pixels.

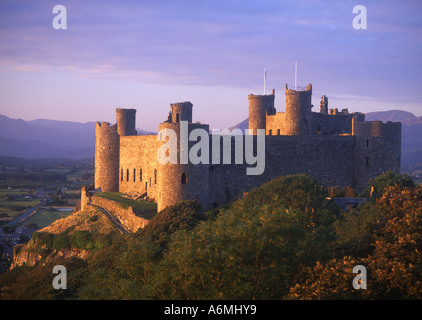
[{"left": 0, "top": 0, "right": 421, "bottom": 131}]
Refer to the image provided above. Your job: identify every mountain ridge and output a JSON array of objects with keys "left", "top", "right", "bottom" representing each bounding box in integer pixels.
[{"left": 0, "top": 110, "right": 421, "bottom": 170}]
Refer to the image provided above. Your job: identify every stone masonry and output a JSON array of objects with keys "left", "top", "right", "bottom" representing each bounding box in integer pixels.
[{"left": 93, "top": 82, "right": 401, "bottom": 213}]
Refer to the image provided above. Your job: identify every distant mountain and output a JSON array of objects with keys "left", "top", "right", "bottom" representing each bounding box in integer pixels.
[
  {"left": 228, "top": 110, "right": 422, "bottom": 171},
  {"left": 0, "top": 115, "right": 155, "bottom": 160},
  {"left": 1, "top": 110, "right": 420, "bottom": 171},
  {"left": 365, "top": 110, "right": 422, "bottom": 124},
  {"left": 229, "top": 118, "right": 249, "bottom": 133}
]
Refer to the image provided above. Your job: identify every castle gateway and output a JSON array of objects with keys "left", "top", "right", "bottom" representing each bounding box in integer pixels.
[{"left": 94, "top": 83, "right": 401, "bottom": 212}]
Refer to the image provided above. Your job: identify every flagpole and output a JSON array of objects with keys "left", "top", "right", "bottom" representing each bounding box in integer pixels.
[{"left": 264, "top": 67, "right": 266, "bottom": 95}]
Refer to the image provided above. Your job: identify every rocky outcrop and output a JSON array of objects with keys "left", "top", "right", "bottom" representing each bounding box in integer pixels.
[{"left": 11, "top": 247, "right": 90, "bottom": 269}]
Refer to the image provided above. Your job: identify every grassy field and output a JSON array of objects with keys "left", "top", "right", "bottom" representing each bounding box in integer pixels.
[
  {"left": 0, "top": 187, "right": 40, "bottom": 220},
  {"left": 96, "top": 192, "right": 157, "bottom": 219},
  {"left": 22, "top": 208, "right": 73, "bottom": 229}
]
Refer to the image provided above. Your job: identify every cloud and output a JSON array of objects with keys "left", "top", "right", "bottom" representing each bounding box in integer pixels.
[{"left": 0, "top": 0, "right": 421, "bottom": 117}]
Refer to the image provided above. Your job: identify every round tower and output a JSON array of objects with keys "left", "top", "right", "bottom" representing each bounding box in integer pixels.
[
  {"left": 94, "top": 122, "right": 120, "bottom": 192},
  {"left": 284, "top": 83, "right": 312, "bottom": 135},
  {"left": 248, "top": 89, "right": 275, "bottom": 135},
  {"left": 170, "top": 101, "right": 193, "bottom": 123},
  {"left": 156, "top": 119, "right": 209, "bottom": 212},
  {"left": 116, "top": 108, "right": 137, "bottom": 136}
]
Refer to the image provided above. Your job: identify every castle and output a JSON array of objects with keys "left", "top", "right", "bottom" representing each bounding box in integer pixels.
[{"left": 94, "top": 83, "right": 401, "bottom": 212}]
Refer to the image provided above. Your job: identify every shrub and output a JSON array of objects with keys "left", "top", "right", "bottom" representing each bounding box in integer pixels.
[
  {"left": 139, "top": 199, "right": 204, "bottom": 248},
  {"left": 2, "top": 225, "right": 16, "bottom": 234},
  {"left": 37, "top": 232, "right": 55, "bottom": 249},
  {"left": 72, "top": 230, "right": 95, "bottom": 250},
  {"left": 119, "top": 202, "right": 129, "bottom": 210},
  {"left": 360, "top": 171, "right": 415, "bottom": 199},
  {"left": 53, "top": 234, "right": 71, "bottom": 251}
]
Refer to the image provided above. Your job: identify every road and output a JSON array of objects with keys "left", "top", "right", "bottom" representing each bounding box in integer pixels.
[{"left": 7, "top": 200, "right": 45, "bottom": 226}]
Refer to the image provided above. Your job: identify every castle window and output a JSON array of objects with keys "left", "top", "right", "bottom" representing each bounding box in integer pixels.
[
  {"left": 140, "top": 169, "right": 143, "bottom": 182},
  {"left": 316, "top": 126, "right": 321, "bottom": 135},
  {"left": 154, "top": 169, "right": 157, "bottom": 184},
  {"left": 365, "top": 157, "right": 369, "bottom": 167},
  {"left": 145, "top": 182, "right": 147, "bottom": 191},
  {"left": 176, "top": 113, "right": 180, "bottom": 123},
  {"left": 127, "top": 169, "right": 129, "bottom": 181},
  {"left": 269, "top": 129, "right": 272, "bottom": 135},
  {"left": 133, "top": 169, "right": 136, "bottom": 182},
  {"left": 121, "top": 168, "right": 123, "bottom": 182},
  {"left": 366, "top": 139, "right": 370, "bottom": 148},
  {"left": 149, "top": 177, "right": 151, "bottom": 187},
  {"left": 181, "top": 172, "right": 187, "bottom": 184},
  {"left": 277, "top": 129, "right": 280, "bottom": 135}
]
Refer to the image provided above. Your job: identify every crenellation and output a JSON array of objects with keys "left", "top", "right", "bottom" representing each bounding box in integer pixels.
[{"left": 93, "top": 81, "right": 401, "bottom": 214}]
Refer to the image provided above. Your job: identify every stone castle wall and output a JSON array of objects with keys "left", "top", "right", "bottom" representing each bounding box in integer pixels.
[
  {"left": 119, "top": 135, "right": 159, "bottom": 200},
  {"left": 157, "top": 121, "right": 210, "bottom": 212},
  {"left": 90, "top": 194, "right": 149, "bottom": 233},
  {"left": 116, "top": 108, "right": 137, "bottom": 136},
  {"left": 93, "top": 82, "right": 402, "bottom": 214},
  {"left": 248, "top": 91, "right": 275, "bottom": 134},
  {"left": 207, "top": 135, "right": 356, "bottom": 209},
  {"left": 353, "top": 120, "right": 402, "bottom": 191},
  {"left": 284, "top": 84, "right": 312, "bottom": 135},
  {"left": 94, "top": 122, "right": 120, "bottom": 192}
]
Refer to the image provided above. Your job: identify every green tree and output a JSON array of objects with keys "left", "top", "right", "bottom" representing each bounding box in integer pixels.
[
  {"left": 361, "top": 171, "right": 415, "bottom": 199},
  {"left": 138, "top": 199, "right": 205, "bottom": 248},
  {"left": 144, "top": 174, "right": 340, "bottom": 299},
  {"left": 288, "top": 184, "right": 422, "bottom": 299}
]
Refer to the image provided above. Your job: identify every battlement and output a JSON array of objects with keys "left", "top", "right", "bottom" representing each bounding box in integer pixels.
[
  {"left": 352, "top": 119, "right": 401, "bottom": 138},
  {"left": 116, "top": 108, "right": 137, "bottom": 136},
  {"left": 95, "top": 120, "right": 120, "bottom": 193},
  {"left": 116, "top": 108, "right": 136, "bottom": 114},
  {"left": 169, "top": 101, "right": 193, "bottom": 123},
  {"left": 285, "top": 83, "right": 312, "bottom": 95},
  {"left": 92, "top": 79, "right": 402, "bottom": 214},
  {"left": 248, "top": 89, "right": 275, "bottom": 100},
  {"left": 96, "top": 121, "right": 117, "bottom": 130},
  {"left": 248, "top": 90, "right": 276, "bottom": 134}
]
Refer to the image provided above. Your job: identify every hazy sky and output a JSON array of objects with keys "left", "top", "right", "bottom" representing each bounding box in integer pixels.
[{"left": 0, "top": 0, "right": 421, "bottom": 131}]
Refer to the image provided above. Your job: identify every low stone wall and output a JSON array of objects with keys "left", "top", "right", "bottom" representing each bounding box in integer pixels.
[{"left": 90, "top": 194, "right": 149, "bottom": 233}]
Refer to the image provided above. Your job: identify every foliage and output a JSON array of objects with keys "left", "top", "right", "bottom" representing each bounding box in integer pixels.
[
  {"left": 1, "top": 173, "right": 421, "bottom": 300},
  {"left": 328, "top": 185, "right": 356, "bottom": 198},
  {"left": 0, "top": 258, "right": 88, "bottom": 300},
  {"left": 360, "top": 171, "right": 415, "bottom": 199},
  {"left": 52, "top": 234, "right": 71, "bottom": 251},
  {"left": 288, "top": 184, "right": 422, "bottom": 299},
  {"left": 138, "top": 199, "right": 205, "bottom": 248},
  {"left": 142, "top": 175, "right": 340, "bottom": 299},
  {"left": 71, "top": 230, "right": 95, "bottom": 250},
  {"left": 2, "top": 225, "right": 16, "bottom": 234},
  {"left": 96, "top": 192, "right": 157, "bottom": 213}
]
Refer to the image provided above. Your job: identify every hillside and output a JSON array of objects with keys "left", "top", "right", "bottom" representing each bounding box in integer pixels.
[{"left": 0, "top": 173, "right": 420, "bottom": 300}]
